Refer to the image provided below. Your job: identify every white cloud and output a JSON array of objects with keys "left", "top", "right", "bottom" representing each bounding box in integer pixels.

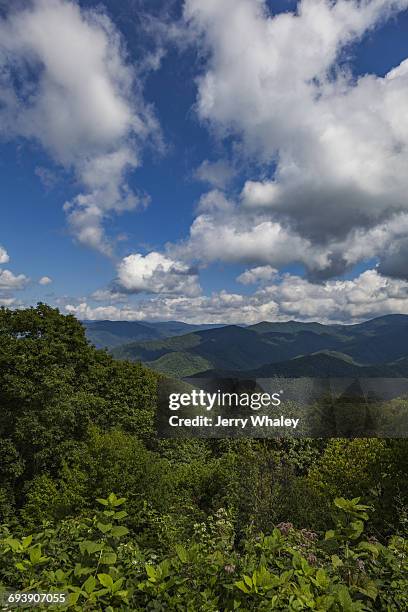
[
  {"left": 183, "top": 0, "right": 408, "bottom": 278},
  {"left": 116, "top": 252, "right": 201, "bottom": 296},
  {"left": 39, "top": 276, "right": 52, "bottom": 286},
  {"left": 65, "top": 302, "right": 132, "bottom": 321},
  {"left": 64, "top": 269, "right": 408, "bottom": 324},
  {"left": 91, "top": 288, "right": 128, "bottom": 303},
  {"left": 237, "top": 265, "right": 278, "bottom": 285},
  {"left": 196, "top": 189, "right": 233, "bottom": 213},
  {"left": 0, "top": 297, "right": 17, "bottom": 307},
  {"left": 173, "top": 207, "right": 329, "bottom": 270},
  {"left": 0, "top": 269, "right": 29, "bottom": 291},
  {"left": 258, "top": 269, "right": 408, "bottom": 322},
  {"left": 241, "top": 181, "right": 282, "bottom": 208},
  {"left": 0, "top": 0, "right": 159, "bottom": 254},
  {"left": 0, "top": 246, "right": 9, "bottom": 264}
]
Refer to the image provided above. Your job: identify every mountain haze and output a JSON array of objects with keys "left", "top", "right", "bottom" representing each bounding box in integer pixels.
[{"left": 83, "top": 320, "right": 224, "bottom": 349}]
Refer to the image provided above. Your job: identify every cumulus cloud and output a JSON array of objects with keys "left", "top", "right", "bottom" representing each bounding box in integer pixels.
[
  {"left": 0, "top": 248, "right": 29, "bottom": 304},
  {"left": 0, "top": 246, "right": 9, "bottom": 264},
  {"left": 39, "top": 276, "right": 52, "bottom": 286},
  {"left": 173, "top": 206, "right": 329, "bottom": 270},
  {"left": 115, "top": 251, "right": 201, "bottom": 296},
  {"left": 183, "top": 0, "right": 408, "bottom": 279},
  {"left": 196, "top": 189, "right": 233, "bottom": 213},
  {"left": 0, "top": 269, "right": 29, "bottom": 291},
  {"left": 237, "top": 265, "right": 278, "bottom": 285},
  {"left": 63, "top": 269, "right": 408, "bottom": 324},
  {"left": 0, "top": 0, "right": 159, "bottom": 254}
]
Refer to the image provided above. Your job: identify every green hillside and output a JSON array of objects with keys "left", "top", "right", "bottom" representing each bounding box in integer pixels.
[
  {"left": 112, "top": 314, "right": 408, "bottom": 378},
  {"left": 146, "top": 351, "right": 211, "bottom": 377},
  {"left": 112, "top": 325, "right": 288, "bottom": 376},
  {"left": 196, "top": 351, "right": 408, "bottom": 379}
]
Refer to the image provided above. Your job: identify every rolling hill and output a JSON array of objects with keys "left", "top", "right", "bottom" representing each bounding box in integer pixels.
[
  {"left": 193, "top": 352, "right": 408, "bottom": 379},
  {"left": 110, "top": 314, "right": 408, "bottom": 378},
  {"left": 83, "top": 319, "right": 224, "bottom": 349}
]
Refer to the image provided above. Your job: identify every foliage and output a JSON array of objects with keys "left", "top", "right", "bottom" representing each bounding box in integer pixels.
[
  {"left": 0, "top": 495, "right": 407, "bottom": 611},
  {"left": 0, "top": 304, "right": 156, "bottom": 519},
  {"left": 0, "top": 306, "right": 408, "bottom": 608}
]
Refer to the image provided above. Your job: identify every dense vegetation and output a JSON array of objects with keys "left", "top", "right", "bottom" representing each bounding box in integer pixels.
[{"left": 0, "top": 305, "right": 407, "bottom": 609}]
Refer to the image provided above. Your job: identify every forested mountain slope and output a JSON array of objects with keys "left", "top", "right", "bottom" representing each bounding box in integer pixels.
[{"left": 112, "top": 314, "right": 408, "bottom": 378}]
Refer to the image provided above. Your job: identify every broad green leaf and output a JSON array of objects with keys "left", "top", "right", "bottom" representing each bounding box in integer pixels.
[
  {"left": 15, "top": 562, "right": 26, "bottom": 571},
  {"left": 29, "top": 545, "right": 42, "bottom": 564},
  {"left": 175, "top": 544, "right": 188, "bottom": 563},
  {"left": 315, "top": 568, "right": 329, "bottom": 589},
  {"left": 114, "top": 510, "right": 128, "bottom": 520},
  {"left": 83, "top": 575, "right": 96, "bottom": 594},
  {"left": 145, "top": 564, "right": 157, "bottom": 582},
  {"left": 112, "top": 578, "right": 124, "bottom": 593},
  {"left": 110, "top": 526, "right": 128, "bottom": 538},
  {"left": 357, "top": 581, "right": 378, "bottom": 600},
  {"left": 22, "top": 535, "right": 33, "bottom": 548},
  {"left": 331, "top": 555, "right": 343, "bottom": 569},
  {"left": 357, "top": 542, "right": 380, "bottom": 557},
  {"left": 100, "top": 552, "right": 117, "bottom": 565},
  {"left": 243, "top": 575, "right": 253, "bottom": 588},
  {"left": 80, "top": 540, "right": 103, "bottom": 555},
  {"left": 336, "top": 585, "right": 353, "bottom": 611},
  {"left": 7, "top": 539, "right": 22, "bottom": 552},
  {"left": 68, "top": 593, "right": 80, "bottom": 605},
  {"left": 98, "top": 573, "right": 114, "bottom": 590},
  {"left": 235, "top": 581, "right": 250, "bottom": 594},
  {"left": 55, "top": 569, "right": 65, "bottom": 581}
]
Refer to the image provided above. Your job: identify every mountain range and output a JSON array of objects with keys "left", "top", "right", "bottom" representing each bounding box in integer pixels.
[
  {"left": 83, "top": 319, "right": 223, "bottom": 349},
  {"left": 99, "top": 314, "right": 408, "bottom": 379}
]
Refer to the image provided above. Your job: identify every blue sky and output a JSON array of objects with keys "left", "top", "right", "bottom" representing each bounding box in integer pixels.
[{"left": 2, "top": 0, "right": 408, "bottom": 323}]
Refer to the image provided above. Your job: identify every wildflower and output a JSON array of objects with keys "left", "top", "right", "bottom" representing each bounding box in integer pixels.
[
  {"left": 277, "top": 522, "right": 293, "bottom": 535},
  {"left": 301, "top": 529, "right": 318, "bottom": 542}
]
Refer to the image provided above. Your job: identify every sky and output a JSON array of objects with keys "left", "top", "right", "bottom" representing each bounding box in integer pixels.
[{"left": 2, "top": 0, "right": 408, "bottom": 324}]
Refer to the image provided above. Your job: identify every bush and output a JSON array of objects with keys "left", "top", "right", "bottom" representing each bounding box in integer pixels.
[{"left": 1, "top": 495, "right": 407, "bottom": 611}]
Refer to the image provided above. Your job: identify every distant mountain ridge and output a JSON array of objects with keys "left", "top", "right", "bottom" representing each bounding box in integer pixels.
[
  {"left": 109, "top": 314, "right": 408, "bottom": 378},
  {"left": 193, "top": 352, "right": 408, "bottom": 379},
  {"left": 83, "top": 320, "right": 224, "bottom": 349}
]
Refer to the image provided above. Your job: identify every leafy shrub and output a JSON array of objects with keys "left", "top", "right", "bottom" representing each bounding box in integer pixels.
[{"left": 1, "top": 495, "right": 406, "bottom": 611}]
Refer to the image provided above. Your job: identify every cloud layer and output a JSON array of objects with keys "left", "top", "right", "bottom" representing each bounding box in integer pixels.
[{"left": 64, "top": 268, "right": 408, "bottom": 324}]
